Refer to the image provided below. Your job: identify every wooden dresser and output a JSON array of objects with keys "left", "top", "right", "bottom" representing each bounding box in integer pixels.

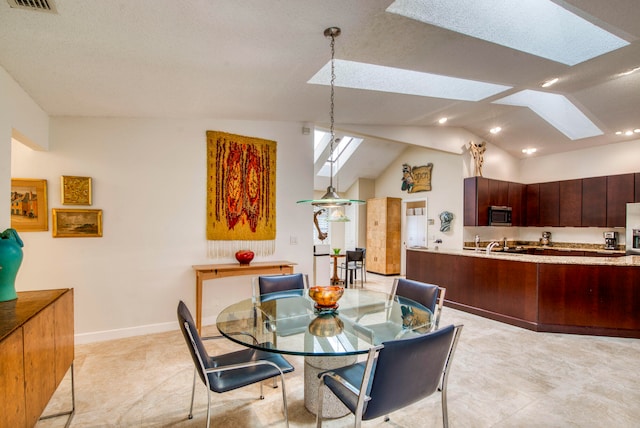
[
  {"left": 0, "top": 288, "right": 74, "bottom": 428},
  {"left": 366, "top": 197, "right": 402, "bottom": 275}
]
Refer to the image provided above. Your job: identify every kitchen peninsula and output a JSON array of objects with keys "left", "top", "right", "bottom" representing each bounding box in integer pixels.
[{"left": 406, "top": 248, "right": 640, "bottom": 338}]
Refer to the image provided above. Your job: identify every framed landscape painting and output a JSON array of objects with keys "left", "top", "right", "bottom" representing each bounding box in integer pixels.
[
  {"left": 11, "top": 178, "right": 48, "bottom": 231},
  {"left": 52, "top": 209, "right": 103, "bottom": 238}
]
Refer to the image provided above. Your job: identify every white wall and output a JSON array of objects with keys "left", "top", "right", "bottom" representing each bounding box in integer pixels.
[
  {"left": 1, "top": 65, "right": 50, "bottom": 228},
  {"left": 11, "top": 117, "right": 314, "bottom": 342},
  {"left": 519, "top": 138, "right": 640, "bottom": 183},
  {"left": 374, "top": 145, "right": 464, "bottom": 250}
]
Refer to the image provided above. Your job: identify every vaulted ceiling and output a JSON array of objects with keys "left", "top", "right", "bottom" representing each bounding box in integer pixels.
[{"left": 1, "top": 0, "right": 639, "bottom": 191}]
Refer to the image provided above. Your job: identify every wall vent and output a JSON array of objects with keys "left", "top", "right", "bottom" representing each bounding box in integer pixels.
[{"left": 7, "top": 0, "right": 57, "bottom": 13}]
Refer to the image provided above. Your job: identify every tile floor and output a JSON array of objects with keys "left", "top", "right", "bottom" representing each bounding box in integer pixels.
[{"left": 38, "top": 274, "right": 640, "bottom": 427}]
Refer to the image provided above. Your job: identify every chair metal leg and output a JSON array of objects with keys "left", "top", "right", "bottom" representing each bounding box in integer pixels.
[
  {"left": 39, "top": 362, "right": 75, "bottom": 428},
  {"left": 279, "top": 371, "right": 290, "bottom": 428},
  {"left": 188, "top": 368, "right": 196, "bottom": 419},
  {"left": 206, "top": 389, "right": 211, "bottom": 428}
]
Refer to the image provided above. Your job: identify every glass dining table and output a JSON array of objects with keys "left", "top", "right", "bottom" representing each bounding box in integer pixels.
[{"left": 216, "top": 288, "right": 433, "bottom": 418}]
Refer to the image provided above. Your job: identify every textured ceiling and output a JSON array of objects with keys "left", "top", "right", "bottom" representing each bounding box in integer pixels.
[{"left": 1, "top": 0, "right": 639, "bottom": 190}]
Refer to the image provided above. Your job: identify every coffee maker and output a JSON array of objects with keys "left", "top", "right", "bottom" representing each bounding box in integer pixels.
[{"left": 603, "top": 231, "right": 618, "bottom": 250}]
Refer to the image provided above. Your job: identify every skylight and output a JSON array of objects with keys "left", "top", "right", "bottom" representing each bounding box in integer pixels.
[
  {"left": 493, "top": 90, "right": 603, "bottom": 140},
  {"left": 314, "top": 130, "right": 362, "bottom": 177},
  {"left": 386, "top": 0, "right": 630, "bottom": 66},
  {"left": 308, "top": 59, "right": 511, "bottom": 101}
]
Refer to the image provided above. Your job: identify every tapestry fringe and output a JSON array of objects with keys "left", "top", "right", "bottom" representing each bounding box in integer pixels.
[{"left": 207, "top": 240, "right": 276, "bottom": 259}]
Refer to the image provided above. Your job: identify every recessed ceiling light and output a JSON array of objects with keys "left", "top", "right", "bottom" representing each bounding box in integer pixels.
[
  {"left": 625, "top": 130, "right": 634, "bottom": 136},
  {"left": 386, "top": 0, "right": 629, "bottom": 66},
  {"left": 634, "top": 129, "right": 640, "bottom": 133},
  {"left": 541, "top": 78, "right": 559, "bottom": 88},
  {"left": 493, "top": 90, "right": 603, "bottom": 140},
  {"left": 308, "top": 59, "right": 512, "bottom": 101},
  {"left": 522, "top": 148, "right": 537, "bottom": 155},
  {"left": 616, "top": 131, "right": 623, "bottom": 135},
  {"left": 490, "top": 127, "right": 502, "bottom": 134},
  {"left": 438, "top": 117, "right": 448, "bottom": 124}
]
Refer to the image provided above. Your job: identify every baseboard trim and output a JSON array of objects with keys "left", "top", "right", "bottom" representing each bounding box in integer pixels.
[{"left": 74, "top": 314, "right": 220, "bottom": 344}]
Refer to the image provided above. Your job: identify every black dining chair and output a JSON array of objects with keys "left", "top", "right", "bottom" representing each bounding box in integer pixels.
[
  {"left": 339, "top": 250, "right": 365, "bottom": 288},
  {"left": 392, "top": 278, "right": 446, "bottom": 330},
  {"left": 253, "top": 273, "right": 308, "bottom": 302},
  {"left": 316, "top": 324, "right": 463, "bottom": 428},
  {"left": 354, "top": 278, "right": 446, "bottom": 344},
  {"left": 355, "top": 247, "right": 367, "bottom": 283},
  {"left": 252, "top": 273, "right": 313, "bottom": 340},
  {"left": 177, "top": 301, "right": 294, "bottom": 428}
]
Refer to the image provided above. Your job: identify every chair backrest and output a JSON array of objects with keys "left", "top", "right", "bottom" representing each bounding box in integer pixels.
[
  {"left": 393, "top": 278, "right": 446, "bottom": 329},
  {"left": 363, "top": 324, "right": 457, "bottom": 420},
  {"left": 346, "top": 250, "right": 364, "bottom": 263},
  {"left": 177, "top": 301, "right": 209, "bottom": 385},
  {"left": 255, "top": 273, "right": 307, "bottom": 302}
]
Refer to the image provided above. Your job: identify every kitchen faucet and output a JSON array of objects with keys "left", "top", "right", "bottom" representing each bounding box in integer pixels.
[
  {"left": 486, "top": 241, "right": 499, "bottom": 254},
  {"left": 475, "top": 235, "right": 480, "bottom": 251}
]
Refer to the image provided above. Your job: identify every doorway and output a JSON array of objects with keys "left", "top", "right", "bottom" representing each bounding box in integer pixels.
[{"left": 401, "top": 199, "right": 428, "bottom": 275}]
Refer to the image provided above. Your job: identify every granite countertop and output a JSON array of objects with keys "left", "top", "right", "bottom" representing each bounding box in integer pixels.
[{"left": 407, "top": 247, "right": 640, "bottom": 266}]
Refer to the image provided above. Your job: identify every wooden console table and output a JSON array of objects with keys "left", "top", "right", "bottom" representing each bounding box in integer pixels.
[
  {"left": 0, "top": 288, "right": 74, "bottom": 428},
  {"left": 192, "top": 261, "right": 295, "bottom": 332}
]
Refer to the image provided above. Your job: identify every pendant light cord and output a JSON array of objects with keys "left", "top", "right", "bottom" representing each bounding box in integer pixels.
[{"left": 329, "top": 29, "right": 336, "bottom": 182}]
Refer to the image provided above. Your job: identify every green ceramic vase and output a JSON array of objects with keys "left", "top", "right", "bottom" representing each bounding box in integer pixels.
[{"left": 0, "top": 228, "right": 24, "bottom": 302}]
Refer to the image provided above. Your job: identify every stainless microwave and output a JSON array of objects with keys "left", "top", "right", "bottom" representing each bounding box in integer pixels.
[{"left": 489, "top": 206, "right": 512, "bottom": 226}]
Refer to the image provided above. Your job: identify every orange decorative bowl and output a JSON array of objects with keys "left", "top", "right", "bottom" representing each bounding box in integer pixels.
[{"left": 309, "top": 285, "right": 344, "bottom": 310}]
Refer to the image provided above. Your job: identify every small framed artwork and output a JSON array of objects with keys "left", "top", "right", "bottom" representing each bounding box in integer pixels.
[
  {"left": 61, "top": 175, "right": 92, "bottom": 205},
  {"left": 11, "top": 178, "right": 48, "bottom": 231},
  {"left": 52, "top": 209, "right": 103, "bottom": 238}
]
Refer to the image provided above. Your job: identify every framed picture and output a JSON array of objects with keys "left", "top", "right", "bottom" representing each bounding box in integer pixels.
[
  {"left": 52, "top": 209, "right": 103, "bottom": 238},
  {"left": 11, "top": 178, "right": 48, "bottom": 231},
  {"left": 61, "top": 175, "right": 92, "bottom": 205}
]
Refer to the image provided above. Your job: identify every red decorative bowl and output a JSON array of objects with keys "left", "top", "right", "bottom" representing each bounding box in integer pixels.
[{"left": 235, "top": 250, "right": 255, "bottom": 265}]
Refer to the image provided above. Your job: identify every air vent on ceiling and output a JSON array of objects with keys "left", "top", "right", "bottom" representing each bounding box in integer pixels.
[{"left": 7, "top": 0, "right": 57, "bottom": 13}]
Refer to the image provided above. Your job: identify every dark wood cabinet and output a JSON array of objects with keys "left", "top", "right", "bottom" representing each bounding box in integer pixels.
[
  {"left": 465, "top": 172, "right": 637, "bottom": 228},
  {"left": 464, "top": 177, "right": 489, "bottom": 226},
  {"left": 407, "top": 249, "right": 640, "bottom": 338},
  {"left": 489, "top": 179, "right": 509, "bottom": 207},
  {"left": 607, "top": 173, "right": 635, "bottom": 227},
  {"left": 508, "top": 182, "right": 525, "bottom": 226},
  {"left": 539, "top": 181, "right": 560, "bottom": 226},
  {"left": 582, "top": 176, "right": 607, "bottom": 227},
  {"left": 525, "top": 184, "right": 540, "bottom": 226},
  {"left": 559, "top": 179, "right": 582, "bottom": 226}
]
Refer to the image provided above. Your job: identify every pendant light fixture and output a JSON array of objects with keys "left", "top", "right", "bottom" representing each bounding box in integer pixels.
[{"left": 297, "top": 27, "right": 365, "bottom": 208}]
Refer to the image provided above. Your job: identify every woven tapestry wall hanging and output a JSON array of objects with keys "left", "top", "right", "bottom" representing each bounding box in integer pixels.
[{"left": 206, "top": 131, "right": 276, "bottom": 257}]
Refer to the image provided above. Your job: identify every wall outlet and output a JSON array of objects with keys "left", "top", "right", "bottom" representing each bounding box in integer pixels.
[{"left": 290, "top": 235, "right": 298, "bottom": 245}]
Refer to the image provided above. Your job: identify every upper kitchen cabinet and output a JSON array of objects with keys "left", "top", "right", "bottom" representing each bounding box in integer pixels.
[
  {"left": 635, "top": 173, "right": 640, "bottom": 202},
  {"left": 488, "top": 179, "right": 509, "bottom": 207},
  {"left": 464, "top": 177, "right": 489, "bottom": 226},
  {"left": 525, "top": 184, "right": 540, "bottom": 227},
  {"left": 582, "top": 176, "right": 607, "bottom": 227},
  {"left": 559, "top": 179, "right": 582, "bottom": 227},
  {"left": 508, "top": 182, "right": 525, "bottom": 226},
  {"left": 539, "top": 181, "right": 560, "bottom": 226},
  {"left": 464, "top": 177, "right": 519, "bottom": 226},
  {"left": 607, "top": 173, "right": 635, "bottom": 227}
]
